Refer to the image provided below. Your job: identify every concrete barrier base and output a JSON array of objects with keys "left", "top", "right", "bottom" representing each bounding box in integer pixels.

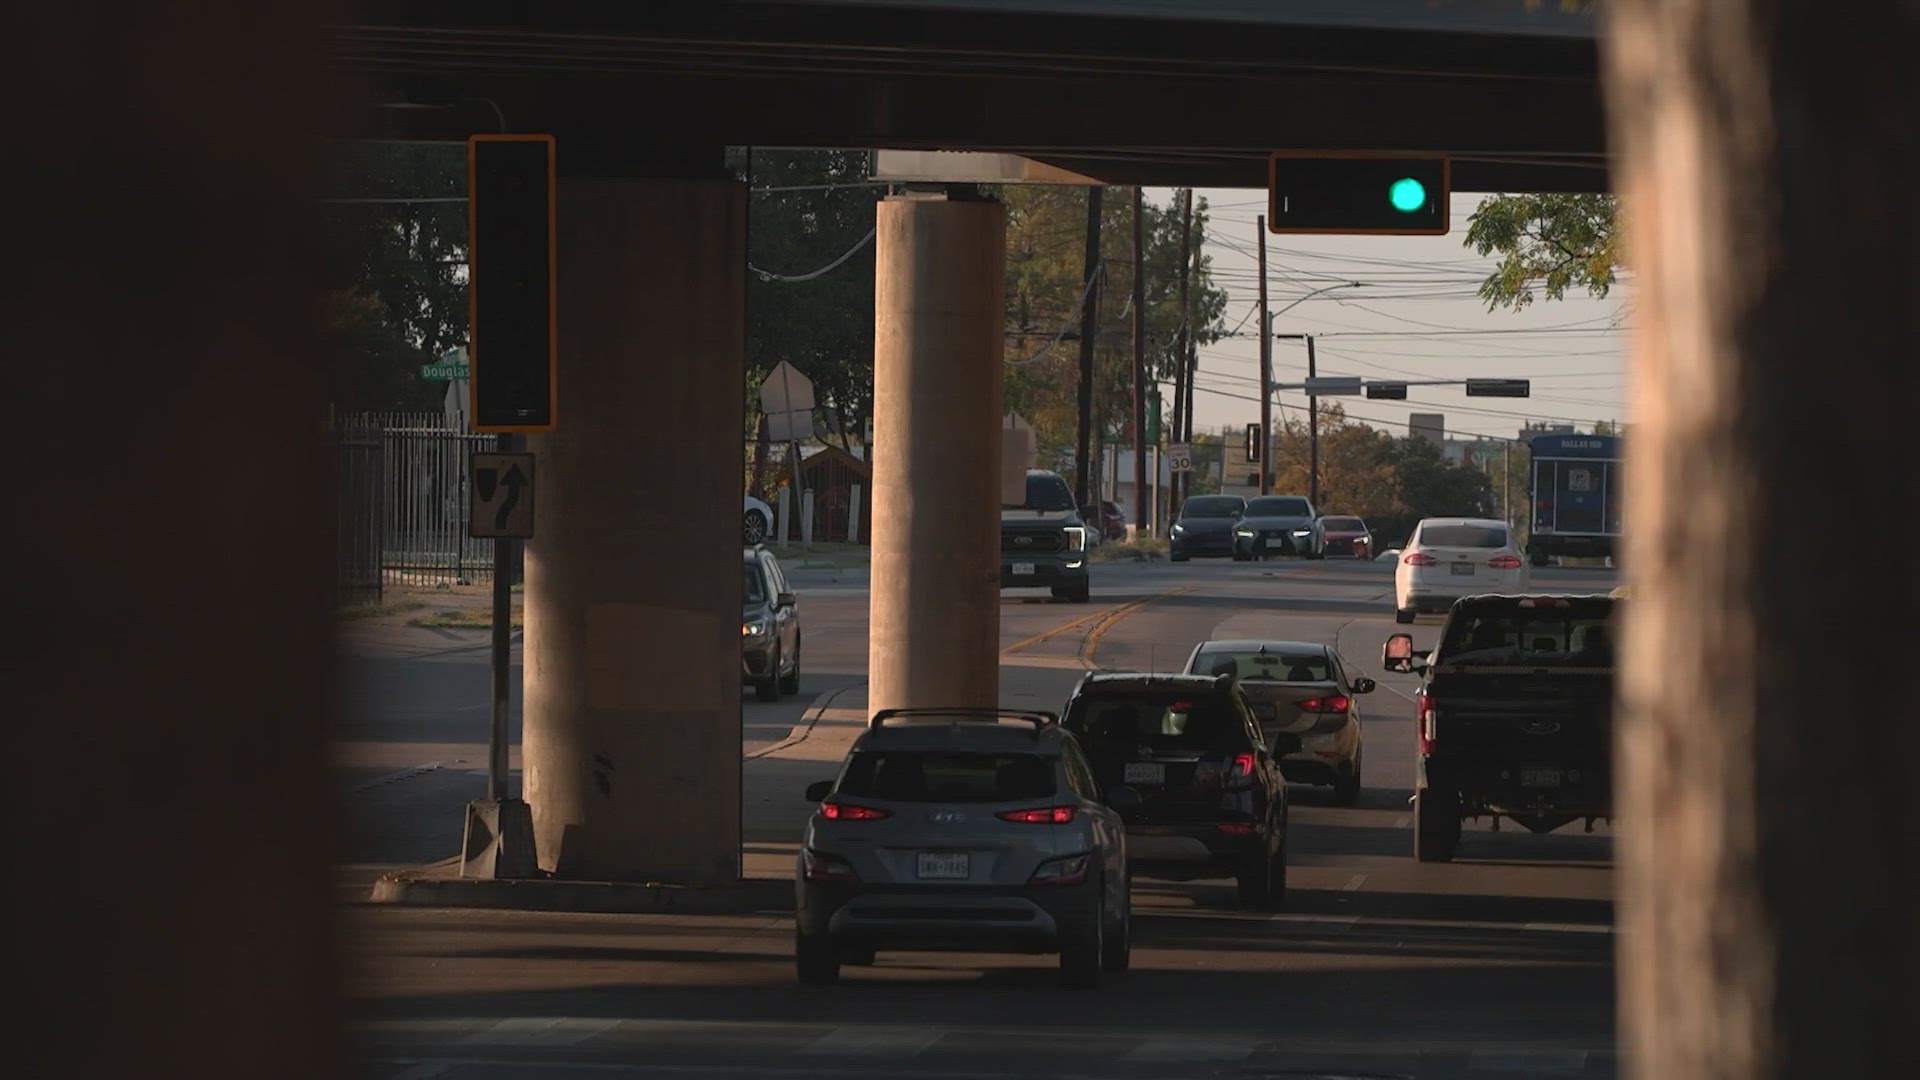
[{"left": 370, "top": 867, "right": 793, "bottom": 915}]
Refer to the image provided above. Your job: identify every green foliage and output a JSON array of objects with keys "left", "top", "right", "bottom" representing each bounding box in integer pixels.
[
  {"left": 1000, "top": 188, "right": 1230, "bottom": 468},
  {"left": 744, "top": 150, "right": 879, "bottom": 448},
  {"left": 322, "top": 141, "right": 468, "bottom": 410},
  {"left": 1464, "top": 193, "right": 1618, "bottom": 311}
]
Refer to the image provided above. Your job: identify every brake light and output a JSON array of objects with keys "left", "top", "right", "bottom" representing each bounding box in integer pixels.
[
  {"left": 1416, "top": 692, "right": 1438, "bottom": 756},
  {"left": 1169, "top": 700, "right": 1195, "bottom": 712},
  {"left": 1404, "top": 552, "right": 1437, "bottom": 566},
  {"left": 1216, "top": 823, "right": 1254, "bottom": 837},
  {"left": 801, "top": 848, "right": 858, "bottom": 882},
  {"left": 997, "top": 806, "right": 1077, "bottom": 824},
  {"left": 1298, "top": 695, "right": 1351, "bottom": 714},
  {"left": 1487, "top": 554, "right": 1523, "bottom": 569},
  {"left": 820, "top": 801, "right": 890, "bottom": 821},
  {"left": 1232, "top": 752, "right": 1257, "bottom": 776}
]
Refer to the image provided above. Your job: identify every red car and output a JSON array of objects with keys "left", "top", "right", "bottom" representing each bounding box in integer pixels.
[
  {"left": 1089, "top": 500, "right": 1128, "bottom": 544},
  {"left": 1316, "top": 515, "right": 1373, "bottom": 558}
]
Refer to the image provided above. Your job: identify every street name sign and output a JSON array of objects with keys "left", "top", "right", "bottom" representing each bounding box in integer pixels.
[
  {"left": 421, "top": 362, "right": 470, "bottom": 380},
  {"left": 1465, "top": 379, "right": 1531, "bottom": 398},
  {"left": 469, "top": 452, "right": 535, "bottom": 538}
]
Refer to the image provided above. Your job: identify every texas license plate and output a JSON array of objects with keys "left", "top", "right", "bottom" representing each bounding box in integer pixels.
[
  {"left": 1520, "top": 768, "right": 1563, "bottom": 788},
  {"left": 916, "top": 852, "right": 970, "bottom": 879},
  {"left": 1124, "top": 762, "right": 1166, "bottom": 785},
  {"left": 1011, "top": 561, "right": 1035, "bottom": 576},
  {"left": 1451, "top": 562, "right": 1476, "bottom": 576}
]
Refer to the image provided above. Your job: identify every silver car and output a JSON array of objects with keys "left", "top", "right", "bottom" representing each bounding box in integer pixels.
[
  {"left": 796, "top": 708, "right": 1135, "bottom": 988},
  {"left": 1185, "top": 640, "right": 1375, "bottom": 805}
]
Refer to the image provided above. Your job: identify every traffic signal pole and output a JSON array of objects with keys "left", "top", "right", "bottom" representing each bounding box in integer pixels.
[
  {"left": 1257, "top": 215, "right": 1272, "bottom": 495},
  {"left": 1307, "top": 334, "right": 1319, "bottom": 505},
  {"left": 1131, "top": 188, "right": 1147, "bottom": 537}
]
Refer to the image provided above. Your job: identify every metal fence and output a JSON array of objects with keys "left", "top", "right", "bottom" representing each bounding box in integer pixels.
[{"left": 331, "top": 412, "right": 496, "bottom": 594}]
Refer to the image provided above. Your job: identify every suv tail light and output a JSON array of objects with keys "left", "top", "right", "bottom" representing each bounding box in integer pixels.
[
  {"left": 1404, "top": 552, "right": 1437, "bottom": 566},
  {"left": 1029, "top": 852, "right": 1090, "bottom": 886},
  {"left": 1298, "top": 695, "right": 1351, "bottom": 714},
  {"left": 820, "top": 800, "right": 890, "bottom": 821},
  {"left": 1215, "top": 822, "right": 1254, "bottom": 837},
  {"left": 1487, "top": 554, "right": 1524, "bottom": 569},
  {"left": 801, "top": 848, "right": 858, "bottom": 882},
  {"left": 1416, "top": 692, "right": 1438, "bottom": 756},
  {"left": 1231, "top": 752, "right": 1257, "bottom": 777},
  {"left": 997, "top": 806, "right": 1077, "bottom": 824}
]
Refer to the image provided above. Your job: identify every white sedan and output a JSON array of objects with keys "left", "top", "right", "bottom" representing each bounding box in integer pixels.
[{"left": 1394, "top": 517, "right": 1530, "bottom": 623}]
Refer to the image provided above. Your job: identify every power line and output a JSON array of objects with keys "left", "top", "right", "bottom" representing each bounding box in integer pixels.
[{"left": 748, "top": 227, "right": 876, "bottom": 282}]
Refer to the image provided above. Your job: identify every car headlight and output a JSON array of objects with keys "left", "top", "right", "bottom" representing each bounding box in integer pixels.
[
  {"left": 742, "top": 620, "right": 768, "bottom": 637},
  {"left": 1063, "top": 526, "right": 1086, "bottom": 552},
  {"left": 1292, "top": 528, "right": 1312, "bottom": 536},
  {"left": 1234, "top": 527, "right": 1254, "bottom": 537},
  {"left": 1170, "top": 523, "right": 1185, "bottom": 535}
]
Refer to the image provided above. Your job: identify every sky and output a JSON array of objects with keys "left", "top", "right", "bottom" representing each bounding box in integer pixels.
[{"left": 1153, "top": 187, "right": 1631, "bottom": 446}]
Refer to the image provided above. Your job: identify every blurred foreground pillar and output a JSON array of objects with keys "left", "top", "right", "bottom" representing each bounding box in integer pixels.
[
  {"left": 868, "top": 191, "right": 1007, "bottom": 715},
  {"left": 10, "top": 3, "right": 342, "bottom": 1077},
  {"left": 1603, "top": 2, "right": 1917, "bottom": 1076},
  {"left": 524, "top": 177, "right": 746, "bottom": 884}
]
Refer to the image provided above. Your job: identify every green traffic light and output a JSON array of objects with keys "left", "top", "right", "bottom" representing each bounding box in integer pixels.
[{"left": 1388, "top": 177, "right": 1427, "bottom": 213}]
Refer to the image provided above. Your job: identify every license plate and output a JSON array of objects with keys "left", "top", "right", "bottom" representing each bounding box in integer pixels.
[
  {"left": 1520, "top": 768, "right": 1562, "bottom": 788},
  {"left": 1124, "top": 762, "right": 1166, "bottom": 785},
  {"left": 916, "top": 852, "right": 969, "bottom": 879},
  {"left": 1450, "top": 562, "right": 1476, "bottom": 576},
  {"left": 1011, "top": 561, "right": 1035, "bottom": 576}
]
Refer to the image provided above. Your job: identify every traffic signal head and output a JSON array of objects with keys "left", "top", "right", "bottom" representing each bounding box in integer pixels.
[{"left": 1268, "top": 153, "right": 1450, "bottom": 236}]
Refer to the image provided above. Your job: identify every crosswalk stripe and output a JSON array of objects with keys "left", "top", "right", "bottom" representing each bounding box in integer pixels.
[{"left": 798, "top": 1025, "right": 945, "bottom": 1056}]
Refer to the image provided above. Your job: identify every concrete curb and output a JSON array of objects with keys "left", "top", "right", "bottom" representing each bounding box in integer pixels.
[{"left": 370, "top": 868, "right": 796, "bottom": 915}]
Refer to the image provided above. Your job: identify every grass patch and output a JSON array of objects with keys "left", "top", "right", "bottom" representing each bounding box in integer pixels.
[
  {"left": 1092, "top": 536, "right": 1169, "bottom": 562},
  {"left": 408, "top": 608, "right": 524, "bottom": 630},
  {"left": 336, "top": 598, "right": 429, "bottom": 620}
]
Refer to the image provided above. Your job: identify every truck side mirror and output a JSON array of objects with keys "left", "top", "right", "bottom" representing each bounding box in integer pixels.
[{"left": 1383, "top": 633, "right": 1415, "bottom": 673}]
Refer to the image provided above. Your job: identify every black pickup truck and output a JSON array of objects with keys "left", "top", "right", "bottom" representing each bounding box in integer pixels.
[{"left": 1383, "top": 593, "right": 1618, "bottom": 862}]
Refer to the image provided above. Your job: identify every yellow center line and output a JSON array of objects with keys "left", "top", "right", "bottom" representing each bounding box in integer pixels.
[{"left": 1080, "top": 586, "right": 1195, "bottom": 669}]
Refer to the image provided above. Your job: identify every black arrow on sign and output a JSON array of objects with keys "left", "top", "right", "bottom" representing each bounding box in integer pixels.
[{"left": 495, "top": 464, "right": 527, "bottom": 531}]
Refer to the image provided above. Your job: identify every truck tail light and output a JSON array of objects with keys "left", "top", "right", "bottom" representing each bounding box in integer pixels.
[
  {"left": 1404, "top": 552, "right": 1437, "bottom": 566},
  {"left": 1416, "top": 692, "right": 1438, "bottom": 756}
]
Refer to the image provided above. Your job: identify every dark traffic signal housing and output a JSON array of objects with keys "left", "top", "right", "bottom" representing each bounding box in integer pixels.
[
  {"left": 468, "top": 134, "right": 557, "bottom": 432},
  {"left": 1267, "top": 152, "right": 1450, "bottom": 236}
]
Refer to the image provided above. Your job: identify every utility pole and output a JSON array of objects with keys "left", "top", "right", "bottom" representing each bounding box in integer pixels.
[
  {"left": 1306, "top": 333, "right": 1320, "bottom": 505},
  {"left": 1073, "top": 186, "right": 1103, "bottom": 509},
  {"left": 1170, "top": 188, "right": 1193, "bottom": 512},
  {"left": 1131, "top": 187, "right": 1147, "bottom": 538},
  {"left": 1257, "top": 214, "right": 1272, "bottom": 495}
]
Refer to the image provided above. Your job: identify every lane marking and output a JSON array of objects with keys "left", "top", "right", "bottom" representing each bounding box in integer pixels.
[
  {"left": 1343, "top": 873, "right": 1368, "bottom": 891},
  {"left": 799, "top": 1025, "right": 945, "bottom": 1057},
  {"left": 1393, "top": 815, "right": 1410, "bottom": 828},
  {"left": 1124, "top": 1037, "right": 1261, "bottom": 1063},
  {"left": 456, "top": 1017, "right": 621, "bottom": 1046},
  {"left": 1080, "top": 586, "right": 1195, "bottom": 668},
  {"left": 1468, "top": 1049, "right": 1590, "bottom": 1073},
  {"left": 348, "top": 762, "right": 448, "bottom": 794}
]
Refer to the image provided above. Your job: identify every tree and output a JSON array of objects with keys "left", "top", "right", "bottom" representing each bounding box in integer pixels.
[{"left": 1464, "top": 193, "right": 1618, "bottom": 310}]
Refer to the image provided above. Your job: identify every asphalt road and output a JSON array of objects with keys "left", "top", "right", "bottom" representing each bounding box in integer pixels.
[{"left": 341, "top": 552, "right": 1622, "bottom": 1079}]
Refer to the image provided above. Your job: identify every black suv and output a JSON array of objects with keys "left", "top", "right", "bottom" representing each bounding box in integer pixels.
[
  {"left": 1384, "top": 593, "right": 1618, "bottom": 862},
  {"left": 1002, "top": 470, "right": 1091, "bottom": 602},
  {"left": 1062, "top": 673, "right": 1300, "bottom": 908}
]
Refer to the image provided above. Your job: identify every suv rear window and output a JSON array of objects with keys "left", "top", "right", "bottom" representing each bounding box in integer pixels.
[
  {"left": 1441, "top": 611, "right": 1616, "bottom": 667},
  {"left": 1068, "top": 692, "right": 1250, "bottom": 750},
  {"left": 1419, "top": 524, "right": 1508, "bottom": 548},
  {"left": 836, "top": 751, "right": 1055, "bottom": 802}
]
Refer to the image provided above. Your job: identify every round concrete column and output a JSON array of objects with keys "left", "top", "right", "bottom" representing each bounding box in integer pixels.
[
  {"left": 868, "top": 192, "right": 1007, "bottom": 715},
  {"left": 523, "top": 178, "right": 745, "bottom": 885}
]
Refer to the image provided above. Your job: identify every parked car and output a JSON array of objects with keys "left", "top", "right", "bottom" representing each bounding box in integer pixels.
[
  {"left": 1088, "top": 500, "right": 1128, "bottom": 544},
  {"left": 743, "top": 494, "right": 774, "bottom": 545},
  {"left": 796, "top": 708, "right": 1133, "bottom": 987},
  {"left": 1168, "top": 495, "right": 1246, "bottom": 561},
  {"left": 1061, "top": 673, "right": 1299, "bottom": 909},
  {"left": 1316, "top": 515, "right": 1373, "bottom": 559},
  {"left": 742, "top": 546, "right": 800, "bottom": 701},
  {"left": 1393, "top": 517, "right": 1530, "bottom": 624},
  {"left": 1003, "top": 470, "right": 1091, "bottom": 602},
  {"left": 1231, "top": 495, "right": 1321, "bottom": 560},
  {"left": 1183, "top": 640, "right": 1372, "bottom": 804},
  {"left": 1384, "top": 593, "right": 1618, "bottom": 861}
]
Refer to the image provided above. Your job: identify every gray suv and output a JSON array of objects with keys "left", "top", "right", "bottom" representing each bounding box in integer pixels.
[{"left": 796, "top": 708, "right": 1135, "bottom": 987}]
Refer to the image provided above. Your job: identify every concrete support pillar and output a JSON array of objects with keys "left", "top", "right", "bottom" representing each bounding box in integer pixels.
[
  {"left": 868, "top": 192, "right": 1006, "bottom": 714},
  {"left": 524, "top": 179, "right": 745, "bottom": 885}
]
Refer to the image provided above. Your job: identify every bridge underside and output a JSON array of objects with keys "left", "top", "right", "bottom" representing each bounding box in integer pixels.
[{"left": 341, "top": 1, "right": 1608, "bottom": 192}]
